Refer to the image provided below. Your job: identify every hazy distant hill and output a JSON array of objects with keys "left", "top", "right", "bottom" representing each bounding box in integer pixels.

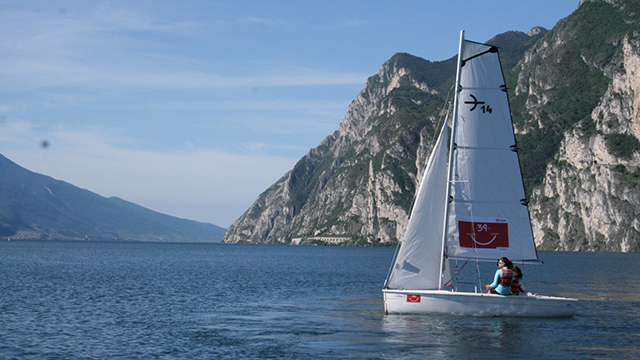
[
  {"left": 0, "top": 154, "right": 225, "bottom": 242},
  {"left": 223, "top": 0, "right": 640, "bottom": 252}
]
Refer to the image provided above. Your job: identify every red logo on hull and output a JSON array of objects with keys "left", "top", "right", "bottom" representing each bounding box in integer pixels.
[{"left": 407, "top": 294, "right": 421, "bottom": 303}]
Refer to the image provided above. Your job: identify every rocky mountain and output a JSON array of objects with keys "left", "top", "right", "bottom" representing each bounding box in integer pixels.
[
  {"left": 222, "top": 31, "right": 545, "bottom": 246},
  {"left": 0, "top": 154, "right": 225, "bottom": 242},
  {"left": 527, "top": 0, "right": 640, "bottom": 252},
  {"left": 224, "top": 0, "right": 640, "bottom": 252}
]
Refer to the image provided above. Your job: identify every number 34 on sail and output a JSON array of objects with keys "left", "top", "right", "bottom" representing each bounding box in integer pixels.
[{"left": 382, "top": 30, "right": 577, "bottom": 317}]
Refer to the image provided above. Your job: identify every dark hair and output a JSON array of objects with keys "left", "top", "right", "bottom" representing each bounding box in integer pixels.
[
  {"left": 497, "top": 257, "right": 513, "bottom": 269},
  {"left": 513, "top": 266, "right": 523, "bottom": 279}
]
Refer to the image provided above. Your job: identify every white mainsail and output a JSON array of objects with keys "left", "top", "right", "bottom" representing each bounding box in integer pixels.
[
  {"left": 445, "top": 39, "right": 539, "bottom": 263},
  {"left": 386, "top": 123, "right": 451, "bottom": 290}
]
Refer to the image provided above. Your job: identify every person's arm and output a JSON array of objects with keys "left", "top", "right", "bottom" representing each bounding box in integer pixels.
[{"left": 488, "top": 269, "right": 500, "bottom": 288}]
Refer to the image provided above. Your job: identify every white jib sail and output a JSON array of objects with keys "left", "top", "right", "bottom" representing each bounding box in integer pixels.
[
  {"left": 446, "top": 39, "right": 539, "bottom": 262},
  {"left": 387, "top": 123, "right": 451, "bottom": 290}
]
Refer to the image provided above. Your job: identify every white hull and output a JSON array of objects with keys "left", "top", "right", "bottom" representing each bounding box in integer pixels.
[{"left": 383, "top": 289, "right": 577, "bottom": 317}]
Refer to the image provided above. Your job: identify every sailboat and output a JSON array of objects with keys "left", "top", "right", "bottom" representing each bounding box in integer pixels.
[{"left": 382, "top": 31, "right": 577, "bottom": 317}]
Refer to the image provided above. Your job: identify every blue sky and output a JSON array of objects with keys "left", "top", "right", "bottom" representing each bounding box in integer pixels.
[{"left": 0, "top": 0, "right": 578, "bottom": 228}]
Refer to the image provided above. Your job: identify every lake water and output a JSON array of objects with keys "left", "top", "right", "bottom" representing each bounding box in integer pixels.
[{"left": 1, "top": 241, "right": 639, "bottom": 359}]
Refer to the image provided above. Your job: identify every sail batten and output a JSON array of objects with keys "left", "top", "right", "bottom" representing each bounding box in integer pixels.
[
  {"left": 452, "top": 199, "right": 530, "bottom": 205},
  {"left": 455, "top": 146, "right": 515, "bottom": 150}
]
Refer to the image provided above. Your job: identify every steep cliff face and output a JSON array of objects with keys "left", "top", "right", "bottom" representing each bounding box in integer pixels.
[
  {"left": 224, "top": 54, "right": 446, "bottom": 244},
  {"left": 223, "top": 31, "right": 541, "bottom": 246},
  {"left": 530, "top": 33, "right": 640, "bottom": 252},
  {"left": 503, "top": 0, "right": 640, "bottom": 252},
  {"left": 225, "top": 0, "right": 640, "bottom": 251}
]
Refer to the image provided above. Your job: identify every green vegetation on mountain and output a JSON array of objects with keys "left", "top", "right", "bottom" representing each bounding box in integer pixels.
[
  {"left": 508, "top": 0, "right": 640, "bottom": 193},
  {"left": 606, "top": 133, "right": 640, "bottom": 159}
]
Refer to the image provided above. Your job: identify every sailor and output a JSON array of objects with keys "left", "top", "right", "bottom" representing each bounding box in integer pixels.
[
  {"left": 484, "top": 257, "right": 513, "bottom": 295},
  {"left": 511, "top": 266, "right": 525, "bottom": 295}
]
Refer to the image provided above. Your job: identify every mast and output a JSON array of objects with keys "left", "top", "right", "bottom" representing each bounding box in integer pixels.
[{"left": 437, "top": 30, "right": 464, "bottom": 289}]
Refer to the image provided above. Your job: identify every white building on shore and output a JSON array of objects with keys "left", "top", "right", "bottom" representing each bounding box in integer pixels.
[{"left": 290, "top": 235, "right": 352, "bottom": 245}]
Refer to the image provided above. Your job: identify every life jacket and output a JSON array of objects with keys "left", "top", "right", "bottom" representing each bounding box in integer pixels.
[
  {"left": 511, "top": 277, "right": 521, "bottom": 295},
  {"left": 500, "top": 268, "right": 513, "bottom": 287}
]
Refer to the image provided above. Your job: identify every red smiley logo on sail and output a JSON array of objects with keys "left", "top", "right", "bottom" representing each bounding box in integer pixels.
[{"left": 458, "top": 220, "right": 509, "bottom": 249}]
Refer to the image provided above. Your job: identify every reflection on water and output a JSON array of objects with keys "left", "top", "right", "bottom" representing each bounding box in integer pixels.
[{"left": 380, "top": 315, "right": 558, "bottom": 358}]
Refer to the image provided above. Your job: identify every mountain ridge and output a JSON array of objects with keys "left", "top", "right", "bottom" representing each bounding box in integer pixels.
[
  {"left": 223, "top": 30, "right": 546, "bottom": 246},
  {"left": 223, "top": 0, "right": 640, "bottom": 252},
  {"left": 0, "top": 153, "right": 225, "bottom": 242}
]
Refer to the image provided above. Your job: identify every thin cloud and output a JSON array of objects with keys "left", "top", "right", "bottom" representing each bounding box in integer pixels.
[
  {"left": 0, "top": 5, "right": 368, "bottom": 92},
  {"left": 0, "top": 58, "right": 367, "bottom": 92},
  {"left": 91, "top": 4, "right": 201, "bottom": 33},
  {"left": 1, "top": 123, "right": 295, "bottom": 227},
  {"left": 243, "top": 16, "right": 287, "bottom": 27}
]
